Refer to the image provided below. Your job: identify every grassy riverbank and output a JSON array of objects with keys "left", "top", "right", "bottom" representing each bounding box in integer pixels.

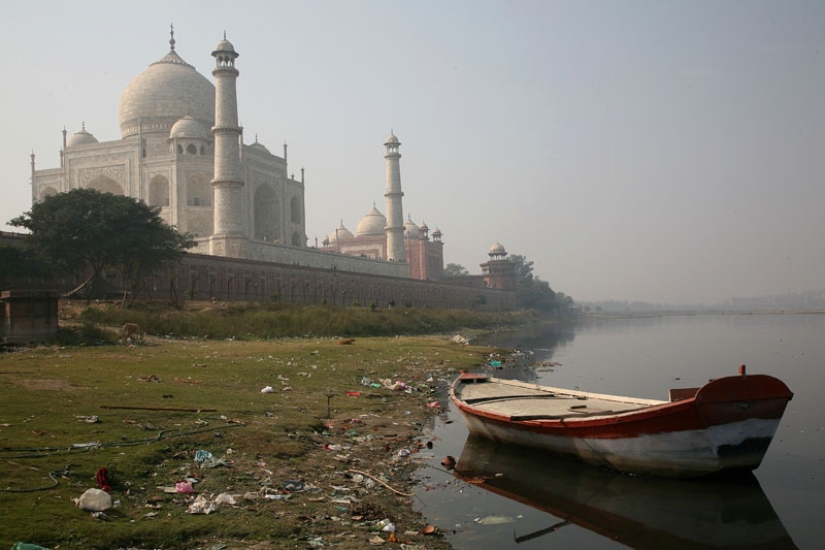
[{"left": 1, "top": 302, "right": 515, "bottom": 549}]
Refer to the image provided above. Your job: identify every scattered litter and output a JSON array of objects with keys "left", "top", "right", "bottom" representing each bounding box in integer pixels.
[
  {"left": 175, "top": 481, "right": 195, "bottom": 493},
  {"left": 95, "top": 467, "right": 112, "bottom": 492},
  {"left": 11, "top": 543, "right": 49, "bottom": 550},
  {"left": 214, "top": 493, "right": 237, "bottom": 506},
  {"left": 137, "top": 374, "right": 161, "bottom": 383},
  {"left": 194, "top": 449, "right": 229, "bottom": 468},
  {"left": 261, "top": 386, "right": 274, "bottom": 393},
  {"left": 75, "top": 488, "right": 112, "bottom": 512},
  {"left": 368, "top": 535, "right": 385, "bottom": 545},
  {"left": 474, "top": 514, "right": 523, "bottom": 525},
  {"left": 449, "top": 334, "right": 469, "bottom": 346},
  {"left": 281, "top": 480, "right": 305, "bottom": 491},
  {"left": 346, "top": 391, "right": 361, "bottom": 397},
  {"left": 91, "top": 511, "right": 108, "bottom": 521},
  {"left": 187, "top": 494, "right": 217, "bottom": 514},
  {"left": 75, "top": 415, "right": 99, "bottom": 423}
]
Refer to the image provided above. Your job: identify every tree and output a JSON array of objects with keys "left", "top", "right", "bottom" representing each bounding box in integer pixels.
[
  {"left": 507, "top": 253, "right": 574, "bottom": 313},
  {"left": 443, "top": 262, "right": 469, "bottom": 277},
  {"left": 10, "top": 189, "right": 195, "bottom": 300},
  {"left": 0, "top": 245, "right": 53, "bottom": 288}
]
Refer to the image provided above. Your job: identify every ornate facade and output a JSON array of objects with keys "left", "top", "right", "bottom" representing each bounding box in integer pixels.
[{"left": 29, "top": 28, "right": 449, "bottom": 281}]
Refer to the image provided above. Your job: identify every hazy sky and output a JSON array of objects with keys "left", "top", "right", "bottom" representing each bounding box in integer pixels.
[{"left": 1, "top": 0, "right": 823, "bottom": 305}]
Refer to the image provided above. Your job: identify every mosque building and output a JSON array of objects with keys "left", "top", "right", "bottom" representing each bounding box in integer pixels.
[{"left": 28, "top": 27, "right": 449, "bottom": 281}]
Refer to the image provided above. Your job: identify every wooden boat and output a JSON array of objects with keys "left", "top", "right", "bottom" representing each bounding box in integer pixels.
[
  {"left": 454, "top": 435, "right": 797, "bottom": 548},
  {"left": 450, "top": 366, "right": 793, "bottom": 478}
]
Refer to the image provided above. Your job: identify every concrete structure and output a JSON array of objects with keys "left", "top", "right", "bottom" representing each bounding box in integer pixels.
[{"left": 1, "top": 290, "right": 60, "bottom": 344}]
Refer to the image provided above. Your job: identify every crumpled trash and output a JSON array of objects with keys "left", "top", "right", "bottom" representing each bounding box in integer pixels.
[
  {"left": 75, "top": 488, "right": 112, "bottom": 512},
  {"left": 261, "top": 386, "right": 274, "bottom": 393},
  {"left": 11, "top": 543, "right": 49, "bottom": 550},
  {"left": 187, "top": 494, "right": 218, "bottom": 514},
  {"left": 175, "top": 481, "right": 195, "bottom": 493},
  {"left": 376, "top": 518, "right": 395, "bottom": 533},
  {"left": 194, "top": 449, "right": 228, "bottom": 468},
  {"left": 280, "top": 479, "right": 305, "bottom": 491},
  {"left": 214, "top": 493, "right": 237, "bottom": 506}
]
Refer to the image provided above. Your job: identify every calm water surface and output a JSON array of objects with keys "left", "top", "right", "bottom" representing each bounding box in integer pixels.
[{"left": 413, "top": 314, "right": 824, "bottom": 549}]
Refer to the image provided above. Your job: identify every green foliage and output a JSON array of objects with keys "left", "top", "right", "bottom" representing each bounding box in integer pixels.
[
  {"left": 53, "top": 321, "right": 118, "bottom": 346},
  {"left": 443, "top": 262, "right": 469, "bottom": 277},
  {"left": 9, "top": 189, "right": 195, "bottom": 299},
  {"left": 78, "top": 301, "right": 525, "bottom": 340},
  {"left": 507, "top": 253, "right": 575, "bottom": 313},
  {"left": 0, "top": 245, "right": 53, "bottom": 287}
]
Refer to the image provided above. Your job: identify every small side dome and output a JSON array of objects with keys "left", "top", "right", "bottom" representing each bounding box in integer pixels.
[
  {"left": 214, "top": 37, "right": 236, "bottom": 53},
  {"left": 384, "top": 132, "right": 400, "bottom": 145},
  {"left": 419, "top": 222, "right": 429, "bottom": 232},
  {"left": 432, "top": 227, "right": 442, "bottom": 237},
  {"left": 489, "top": 241, "right": 507, "bottom": 255},
  {"left": 404, "top": 216, "right": 420, "bottom": 238},
  {"left": 66, "top": 125, "right": 99, "bottom": 147},
  {"left": 248, "top": 136, "right": 271, "bottom": 154},
  {"left": 356, "top": 205, "right": 387, "bottom": 237},
  {"left": 328, "top": 221, "right": 354, "bottom": 243},
  {"left": 170, "top": 115, "right": 209, "bottom": 139}
]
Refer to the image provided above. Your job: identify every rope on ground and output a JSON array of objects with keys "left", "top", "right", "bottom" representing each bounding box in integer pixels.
[
  {"left": 348, "top": 468, "right": 413, "bottom": 498},
  {"left": 1, "top": 464, "right": 74, "bottom": 493}
]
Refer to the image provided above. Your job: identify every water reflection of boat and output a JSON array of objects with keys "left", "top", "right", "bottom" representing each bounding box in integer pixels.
[
  {"left": 454, "top": 436, "right": 797, "bottom": 549},
  {"left": 451, "top": 369, "right": 793, "bottom": 478}
]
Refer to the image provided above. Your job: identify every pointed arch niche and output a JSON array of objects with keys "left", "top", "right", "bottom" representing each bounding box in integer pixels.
[
  {"left": 253, "top": 184, "right": 280, "bottom": 242},
  {"left": 149, "top": 175, "right": 170, "bottom": 207},
  {"left": 87, "top": 176, "right": 123, "bottom": 195}
]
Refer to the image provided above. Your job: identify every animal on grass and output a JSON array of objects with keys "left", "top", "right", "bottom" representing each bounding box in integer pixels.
[
  {"left": 123, "top": 323, "right": 143, "bottom": 342},
  {"left": 338, "top": 338, "right": 355, "bottom": 345}
]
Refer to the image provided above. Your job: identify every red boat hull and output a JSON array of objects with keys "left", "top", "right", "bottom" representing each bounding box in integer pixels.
[{"left": 451, "top": 373, "right": 793, "bottom": 478}]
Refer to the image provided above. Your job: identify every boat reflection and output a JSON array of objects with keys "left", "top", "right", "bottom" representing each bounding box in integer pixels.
[{"left": 454, "top": 436, "right": 797, "bottom": 549}]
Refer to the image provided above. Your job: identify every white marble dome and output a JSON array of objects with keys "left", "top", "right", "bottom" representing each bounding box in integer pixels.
[
  {"left": 328, "top": 222, "right": 354, "bottom": 243},
  {"left": 489, "top": 241, "right": 506, "bottom": 255},
  {"left": 404, "top": 216, "right": 420, "bottom": 238},
  {"left": 118, "top": 49, "right": 215, "bottom": 139},
  {"left": 169, "top": 115, "right": 209, "bottom": 139},
  {"left": 66, "top": 126, "right": 98, "bottom": 147},
  {"left": 356, "top": 205, "right": 387, "bottom": 237}
]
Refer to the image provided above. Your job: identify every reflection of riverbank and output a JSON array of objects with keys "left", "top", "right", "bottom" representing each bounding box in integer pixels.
[
  {"left": 473, "top": 320, "right": 577, "bottom": 354},
  {"left": 454, "top": 436, "right": 797, "bottom": 549}
]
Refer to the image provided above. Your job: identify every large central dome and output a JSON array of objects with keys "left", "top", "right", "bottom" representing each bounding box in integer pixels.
[{"left": 118, "top": 47, "right": 215, "bottom": 139}]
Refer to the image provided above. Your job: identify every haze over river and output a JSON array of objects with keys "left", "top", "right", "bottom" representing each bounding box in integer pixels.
[{"left": 414, "top": 313, "right": 824, "bottom": 549}]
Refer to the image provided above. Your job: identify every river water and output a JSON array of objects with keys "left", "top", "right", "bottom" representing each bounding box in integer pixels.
[{"left": 413, "top": 313, "right": 824, "bottom": 549}]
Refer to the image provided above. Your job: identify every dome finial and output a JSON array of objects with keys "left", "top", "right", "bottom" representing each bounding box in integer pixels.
[
  {"left": 169, "top": 23, "right": 176, "bottom": 51},
  {"left": 223, "top": 30, "right": 227, "bottom": 40}
]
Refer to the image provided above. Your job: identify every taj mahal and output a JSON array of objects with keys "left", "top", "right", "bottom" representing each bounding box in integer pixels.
[{"left": 28, "top": 28, "right": 463, "bottom": 282}]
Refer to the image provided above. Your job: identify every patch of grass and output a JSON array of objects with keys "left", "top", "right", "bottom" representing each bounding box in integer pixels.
[
  {"left": 0, "top": 331, "right": 495, "bottom": 549},
  {"left": 73, "top": 299, "right": 534, "bottom": 340}
]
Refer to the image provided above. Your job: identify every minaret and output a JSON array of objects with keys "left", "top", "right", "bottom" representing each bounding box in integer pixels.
[
  {"left": 384, "top": 132, "right": 405, "bottom": 262},
  {"left": 209, "top": 33, "right": 246, "bottom": 257}
]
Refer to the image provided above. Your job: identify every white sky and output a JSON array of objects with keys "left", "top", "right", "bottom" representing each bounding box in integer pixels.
[{"left": 1, "top": 0, "right": 823, "bottom": 305}]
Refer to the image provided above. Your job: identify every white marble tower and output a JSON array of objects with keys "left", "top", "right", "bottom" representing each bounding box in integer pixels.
[
  {"left": 209, "top": 33, "right": 246, "bottom": 257},
  {"left": 384, "top": 132, "right": 405, "bottom": 262}
]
